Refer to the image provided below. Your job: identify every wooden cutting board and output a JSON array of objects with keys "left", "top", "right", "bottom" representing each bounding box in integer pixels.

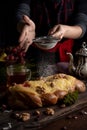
[{"left": 0, "top": 89, "right": 87, "bottom": 130}]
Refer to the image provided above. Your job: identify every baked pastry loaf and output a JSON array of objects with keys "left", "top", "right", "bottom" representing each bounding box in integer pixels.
[{"left": 7, "top": 73, "right": 86, "bottom": 109}]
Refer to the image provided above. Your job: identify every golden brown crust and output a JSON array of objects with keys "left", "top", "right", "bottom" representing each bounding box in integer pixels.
[
  {"left": 41, "top": 93, "right": 58, "bottom": 105},
  {"left": 7, "top": 73, "right": 86, "bottom": 109},
  {"left": 75, "top": 79, "right": 86, "bottom": 92}
]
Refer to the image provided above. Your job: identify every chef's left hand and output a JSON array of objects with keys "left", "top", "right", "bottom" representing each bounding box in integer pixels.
[{"left": 48, "top": 24, "right": 67, "bottom": 40}]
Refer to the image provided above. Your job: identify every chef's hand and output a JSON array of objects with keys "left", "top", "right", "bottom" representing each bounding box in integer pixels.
[
  {"left": 48, "top": 24, "right": 65, "bottom": 40},
  {"left": 17, "top": 15, "right": 35, "bottom": 52},
  {"left": 48, "top": 24, "right": 82, "bottom": 40}
]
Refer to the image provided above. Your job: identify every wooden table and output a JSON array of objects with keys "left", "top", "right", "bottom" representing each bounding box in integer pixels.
[
  {"left": 40, "top": 106, "right": 87, "bottom": 130},
  {"left": 0, "top": 89, "right": 87, "bottom": 130}
]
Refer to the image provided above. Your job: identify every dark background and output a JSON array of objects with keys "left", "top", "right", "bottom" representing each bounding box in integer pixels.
[
  {"left": 0, "top": 1, "right": 20, "bottom": 48},
  {"left": 0, "top": 1, "right": 87, "bottom": 49}
]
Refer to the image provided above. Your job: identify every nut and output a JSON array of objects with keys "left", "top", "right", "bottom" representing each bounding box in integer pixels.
[
  {"left": 36, "top": 86, "right": 45, "bottom": 94},
  {"left": 15, "top": 112, "right": 30, "bottom": 121},
  {"left": 34, "top": 110, "right": 41, "bottom": 116},
  {"left": 21, "top": 112, "right": 30, "bottom": 121},
  {"left": 45, "top": 108, "right": 55, "bottom": 115}
]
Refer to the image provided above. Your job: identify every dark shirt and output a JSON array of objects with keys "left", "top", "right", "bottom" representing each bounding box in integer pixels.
[{"left": 16, "top": 0, "right": 87, "bottom": 37}]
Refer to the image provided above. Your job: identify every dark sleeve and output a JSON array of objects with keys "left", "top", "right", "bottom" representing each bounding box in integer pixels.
[
  {"left": 16, "top": 0, "right": 31, "bottom": 22},
  {"left": 74, "top": 0, "right": 87, "bottom": 38}
]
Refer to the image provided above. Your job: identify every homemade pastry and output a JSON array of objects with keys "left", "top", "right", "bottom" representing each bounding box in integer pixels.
[{"left": 7, "top": 73, "right": 86, "bottom": 109}]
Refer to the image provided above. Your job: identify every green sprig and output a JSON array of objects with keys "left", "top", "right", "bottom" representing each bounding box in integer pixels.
[
  {"left": 63, "top": 90, "right": 78, "bottom": 106},
  {"left": 59, "top": 90, "right": 78, "bottom": 106}
]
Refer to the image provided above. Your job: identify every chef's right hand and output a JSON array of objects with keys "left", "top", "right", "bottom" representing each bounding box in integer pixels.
[{"left": 18, "top": 15, "right": 36, "bottom": 52}]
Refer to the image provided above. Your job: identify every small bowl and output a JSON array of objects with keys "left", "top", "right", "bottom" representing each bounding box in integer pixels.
[{"left": 33, "top": 36, "right": 60, "bottom": 50}]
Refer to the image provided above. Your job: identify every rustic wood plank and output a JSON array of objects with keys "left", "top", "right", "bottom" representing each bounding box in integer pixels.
[{"left": 0, "top": 91, "right": 87, "bottom": 130}]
